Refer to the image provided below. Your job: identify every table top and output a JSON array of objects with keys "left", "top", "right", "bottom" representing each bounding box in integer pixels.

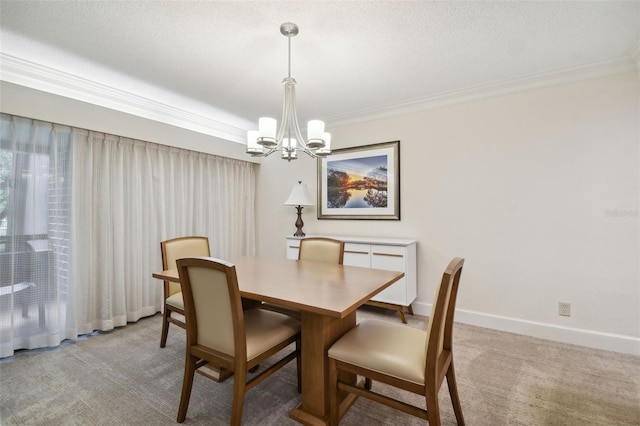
[{"left": 153, "top": 255, "right": 404, "bottom": 319}]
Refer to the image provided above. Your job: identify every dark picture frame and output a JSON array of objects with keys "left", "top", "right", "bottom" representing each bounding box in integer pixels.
[{"left": 317, "top": 141, "right": 400, "bottom": 220}]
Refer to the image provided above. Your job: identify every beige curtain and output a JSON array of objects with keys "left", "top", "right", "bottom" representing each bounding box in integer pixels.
[{"left": 69, "top": 130, "right": 256, "bottom": 336}]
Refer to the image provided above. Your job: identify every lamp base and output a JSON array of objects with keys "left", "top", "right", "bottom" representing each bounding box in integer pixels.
[{"left": 293, "top": 205, "right": 305, "bottom": 237}]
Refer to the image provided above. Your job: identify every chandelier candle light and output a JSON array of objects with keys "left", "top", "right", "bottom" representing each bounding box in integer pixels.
[
  {"left": 284, "top": 181, "right": 313, "bottom": 237},
  {"left": 246, "top": 23, "right": 331, "bottom": 161}
]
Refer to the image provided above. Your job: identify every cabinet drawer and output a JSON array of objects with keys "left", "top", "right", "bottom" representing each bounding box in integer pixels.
[
  {"left": 370, "top": 245, "right": 408, "bottom": 304},
  {"left": 343, "top": 243, "right": 370, "bottom": 268},
  {"left": 371, "top": 245, "right": 405, "bottom": 272}
]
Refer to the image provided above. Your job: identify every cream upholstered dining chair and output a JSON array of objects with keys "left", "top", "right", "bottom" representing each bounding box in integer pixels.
[
  {"left": 328, "top": 257, "right": 466, "bottom": 426},
  {"left": 159, "top": 236, "right": 210, "bottom": 348},
  {"left": 298, "top": 237, "right": 345, "bottom": 264},
  {"left": 262, "top": 237, "right": 346, "bottom": 319},
  {"left": 175, "top": 256, "right": 301, "bottom": 425}
]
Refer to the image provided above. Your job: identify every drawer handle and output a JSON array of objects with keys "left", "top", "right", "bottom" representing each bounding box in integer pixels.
[
  {"left": 372, "top": 252, "right": 404, "bottom": 258},
  {"left": 288, "top": 245, "right": 300, "bottom": 249},
  {"left": 345, "top": 250, "right": 369, "bottom": 255}
]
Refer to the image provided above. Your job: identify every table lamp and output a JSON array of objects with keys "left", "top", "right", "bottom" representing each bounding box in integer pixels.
[{"left": 284, "top": 181, "right": 313, "bottom": 237}]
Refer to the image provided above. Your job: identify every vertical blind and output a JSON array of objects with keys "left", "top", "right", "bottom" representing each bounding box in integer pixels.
[{"left": 0, "top": 114, "right": 256, "bottom": 357}]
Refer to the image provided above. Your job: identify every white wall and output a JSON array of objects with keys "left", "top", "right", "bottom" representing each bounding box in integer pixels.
[{"left": 257, "top": 72, "right": 640, "bottom": 354}]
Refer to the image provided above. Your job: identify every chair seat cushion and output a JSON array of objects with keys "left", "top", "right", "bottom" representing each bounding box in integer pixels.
[
  {"left": 244, "top": 308, "right": 301, "bottom": 361},
  {"left": 328, "top": 319, "right": 427, "bottom": 386},
  {"left": 166, "top": 292, "right": 184, "bottom": 310}
]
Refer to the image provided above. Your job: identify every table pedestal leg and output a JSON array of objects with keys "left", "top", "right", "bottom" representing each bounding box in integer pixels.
[{"left": 289, "top": 311, "right": 357, "bottom": 426}]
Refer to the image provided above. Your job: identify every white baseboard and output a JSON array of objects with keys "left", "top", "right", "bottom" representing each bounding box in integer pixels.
[{"left": 412, "top": 302, "right": 640, "bottom": 355}]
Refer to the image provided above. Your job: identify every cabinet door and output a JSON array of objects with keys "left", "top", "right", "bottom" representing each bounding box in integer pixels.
[
  {"left": 343, "top": 243, "right": 370, "bottom": 267},
  {"left": 286, "top": 238, "right": 300, "bottom": 260},
  {"left": 370, "top": 245, "right": 407, "bottom": 305}
]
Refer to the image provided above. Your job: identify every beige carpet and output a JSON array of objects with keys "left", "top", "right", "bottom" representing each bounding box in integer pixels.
[{"left": 1, "top": 306, "right": 639, "bottom": 425}]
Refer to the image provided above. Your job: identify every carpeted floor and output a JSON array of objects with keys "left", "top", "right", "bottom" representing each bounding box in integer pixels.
[{"left": 1, "top": 306, "right": 639, "bottom": 425}]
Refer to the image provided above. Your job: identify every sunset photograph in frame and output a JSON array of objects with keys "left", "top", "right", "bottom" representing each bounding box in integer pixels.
[{"left": 317, "top": 141, "right": 400, "bottom": 220}]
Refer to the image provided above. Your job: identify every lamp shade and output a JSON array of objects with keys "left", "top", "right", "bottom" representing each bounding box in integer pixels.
[
  {"left": 246, "top": 130, "right": 263, "bottom": 155},
  {"left": 315, "top": 132, "right": 331, "bottom": 156},
  {"left": 284, "top": 181, "right": 313, "bottom": 206}
]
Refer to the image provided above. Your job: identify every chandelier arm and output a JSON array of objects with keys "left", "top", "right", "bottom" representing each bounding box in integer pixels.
[
  {"left": 286, "top": 82, "right": 307, "bottom": 151},
  {"left": 275, "top": 79, "right": 293, "bottom": 145},
  {"left": 261, "top": 146, "right": 277, "bottom": 157},
  {"left": 290, "top": 107, "right": 308, "bottom": 153}
]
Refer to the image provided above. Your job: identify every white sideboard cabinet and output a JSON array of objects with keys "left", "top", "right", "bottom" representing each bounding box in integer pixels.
[{"left": 285, "top": 235, "right": 417, "bottom": 323}]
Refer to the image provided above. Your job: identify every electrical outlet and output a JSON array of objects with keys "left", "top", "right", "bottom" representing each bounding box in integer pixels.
[{"left": 559, "top": 302, "right": 571, "bottom": 317}]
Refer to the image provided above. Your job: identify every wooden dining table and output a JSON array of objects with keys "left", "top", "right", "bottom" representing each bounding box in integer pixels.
[{"left": 153, "top": 255, "right": 404, "bottom": 425}]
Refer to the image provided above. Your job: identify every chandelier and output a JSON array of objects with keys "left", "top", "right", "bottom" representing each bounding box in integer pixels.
[{"left": 246, "top": 23, "right": 331, "bottom": 161}]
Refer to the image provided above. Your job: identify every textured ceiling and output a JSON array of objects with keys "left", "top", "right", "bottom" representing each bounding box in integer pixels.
[{"left": 1, "top": 1, "right": 639, "bottom": 140}]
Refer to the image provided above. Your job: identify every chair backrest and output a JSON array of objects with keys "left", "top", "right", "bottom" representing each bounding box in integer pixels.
[
  {"left": 161, "top": 236, "right": 210, "bottom": 296},
  {"left": 298, "top": 237, "right": 345, "bottom": 264},
  {"left": 177, "top": 256, "right": 245, "bottom": 359},
  {"left": 424, "top": 257, "right": 464, "bottom": 374}
]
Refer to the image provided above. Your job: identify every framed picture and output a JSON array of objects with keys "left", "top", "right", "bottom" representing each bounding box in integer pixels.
[{"left": 317, "top": 140, "right": 400, "bottom": 220}]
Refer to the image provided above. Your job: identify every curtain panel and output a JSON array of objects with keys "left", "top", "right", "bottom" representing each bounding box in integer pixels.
[
  {"left": 0, "top": 115, "right": 71, "bottom": 357},
  {"left": 0, "top": 114, "right": 256, "bottom": 357}
]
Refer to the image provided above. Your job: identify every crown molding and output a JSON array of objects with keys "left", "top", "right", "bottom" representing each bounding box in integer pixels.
[
  {"left": 325, "top": 55, "right": 639, "bottom": 127},
  {"left": 0, "top": 53, "right": 247, "bottom": 144},
  {"left": 1, "top": 51, "right": 637, "bottom": 139}
]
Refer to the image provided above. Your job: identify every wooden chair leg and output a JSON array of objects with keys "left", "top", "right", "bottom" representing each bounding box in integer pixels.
[
  {"left": 329, "top": 358, "right": 340, "bottom": 426},
  {"left": 296, "top": 339, "right": 302, "bottom": 393},
  {"left": 160, "top": 308, "right": 170, "bottom": 348},
  {"left": 446, "top": 361, "right": 465, "bottom": 425},
  {"left": 177, "top": 354, "right": 197, "bottom": 423},
  {"left": 425, "top": 378, "right": 441, "bottom": 426},
  {"left": 230, "top": 369, "right": 247, "bottom": 426}
]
